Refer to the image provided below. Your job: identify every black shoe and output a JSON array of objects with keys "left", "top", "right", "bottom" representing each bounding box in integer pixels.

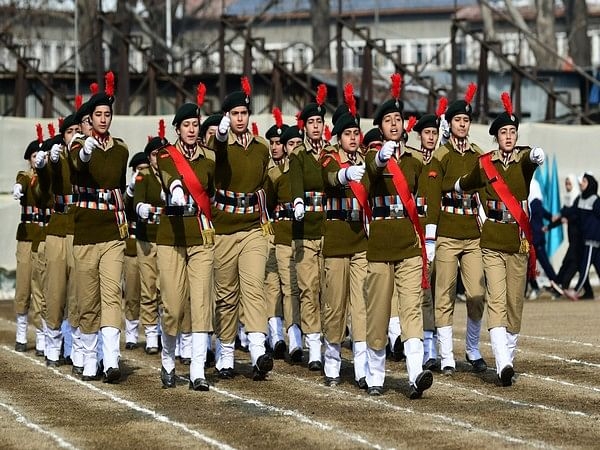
[
  {"left": 205, "top": 349, "right": 215, "bottom": 368},
  {"left": 103, "top": 367, "right": 121, "bottom": 384},
  {"left": 289, "top": 347, "right": 303, "bottom": 363},
  {"left": 442, "top": 366, "right": 455, "bottom": 376},
  {"left": 355, "top": 377, "right": 368, "bottom": 390},
  {"left": 367, "top": 385, "right": 383, "bottom": 396},
  {"left": 392, "top": 337, "right": 405, "bottom": 361},
  {"left": 217, "top": 367, "right": 235, "bottom": 379},
  {"left": 63, "top": 356, "right": 73, "bottom": 366},
  {"left": 161, "top": 366, "right": 176, "bottom": 388},
  {"left": 308, "top": 360, "right": 323, "bottom": 372},
  {"left": 45, "top": 358, "right": 61, "bottom": 368},
  {"left": 125, "top": 342, "right": 138, "bottom": 350},
  {"left": 409, "top": 370, "right": 433, "bottom": 399},
  {"left": 180, "top": 357, "right": 191, "bottom": 365},
  {"left": 35, "top": 349, "right": 44, "bottom": 357},
  {"left": 189, "top": 378, "right": 210, "bottom": 391},
  {"left": 145, "top": 347, "right": 159, "bottom": 355},
  {"left": 272, "top": 340, "right": 287, "bottom": 360},
  {"left": 72, "top": 365, "right": 84, "bottom": 376},
  {"left": 499, "top": 365, "right": 514, "bottom": 387},
  {"left": 466, "top": 354, "right": 488, "bottom": 373},
  {"left": 81, "top": 362, "right": 102, "bottom": 381},
  {"left": 235, "top": 336, "right": 249, "bottom": 352},
  {"left": 324, "top": 376, "right": 341, "bottom": 386},
  {"left": 253, "top": 354, "right": 274, "bottom": 381},
  {"left": 14, "top": 342, "right": 27, "bottom": 352},
  {"left": 423, "top": 358, "right": 439, "bottom": 371}
]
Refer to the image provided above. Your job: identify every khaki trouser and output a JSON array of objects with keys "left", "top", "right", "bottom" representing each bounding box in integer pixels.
[
  {"left": 434, "top": 236, "right": 485, "bottom": 327},
  {"left": 482, "top": 249, "right": 527, "bottom": 334},
  {"left": 136, "top": 239, "right": 161, "bottom": 327},
  {"left": 293, "top": 238, "right": 323, "bottom": 334},
  {"left": 15, "top": 240, "right": 32, "bottom": 315},
  {"left": 73, "top": 240, "right": 125, "bottom": 333},
  {"left": 214, "top": 229, "right": 268, "bottom": 343},
  {"left": 65, "top": 234, "right": 77, "bottom": 327},
  {"left": 422, "top": 261, "right": 435, "bottom": 332},
  {"left": 264, "top": 237, "right": 283, "bottom": 319},
  {"left": 157, "top": 245, "right": 214, "bottom": 335},
  {"left": 31, "top": 242, "right": 47, "bottom": 330},
  {"left": 123, "top": 255, "right": 141, "bottom": 321},
  {"left": 322, "top": 251, "right": 368, "bottom": 344},
  {"left": 367, "top": 256, "right": 423, "bottom": 351},
  {"left": 275, "top": 243, "right": 300, "bottom": 329},
  {"left": 44, "top": 234, "right": 75, "bottom": 330}
]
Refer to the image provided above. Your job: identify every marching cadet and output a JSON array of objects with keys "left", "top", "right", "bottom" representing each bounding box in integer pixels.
[
  {"left": 281, "top": 123, "right": 304, "bottom": 154},
  {"left": 123, "top": 152, "right": 149, "bottom": 349},
  {"left": 133, "top": 123, "right": 169, "bottom": 355},
  {"left": 209, "top": 77, "right": 274, "bottom": 381},
  {"left": 362, "top": 128, "right": 383, "bottom": 152},
  {"left": 265, "top": 109, "right": 304, "bottom": 363},
  {"left": 69, "top": 72, "right": 129, "bottom": 383},
  {"left": 153, "top": 94, "right": 215, "bottom": 391},
  {"left": 364, "top": 74, "right": 434, "bottom": 399},
  {"left": 454, "top": 92, "right": 544, "bottom": 386},
  {"left": 319, "top": 85, "right": 370, "bottom": 388},
  {"left": 433, "top": 84, "right": 487, "bottom": 375},
  {"left": 12, "top": 129, "right": 45, "bottom": 353},
  {"left": 289, "top": 84, "right": 329, "bottom": 370},
  {"left": 200, "top": 114, "right": 223, "bottom": 145}
]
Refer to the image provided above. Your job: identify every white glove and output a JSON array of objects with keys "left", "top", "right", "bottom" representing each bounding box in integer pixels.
[
  {"left": 50, "top": 143, "right": 61, "bottom": 163},
  {"left": 216, "top": 113, "right": 231, "bottom": 142},
  {"left": 425, "top": 224, "right": 437, "bottom": 241},
  {"left": 136, "top": 202, "right": 151, "bottom": 219},
  {"left": 439, "top": 115, "right": 450, "bottom": 139},
  {"left": 12, "top": 183, "right": 23, "bottom": 200},
  {"left": 337, "top": 164, "right": 366, "bottom": 184},
  {"left": 376, "top": 141, "right": 397, "bottom": 167},
  {"left": 126, "top": 171, "right": 138, "bottom": 197},
  {"left": 80, "top": 136, "right": 99, "bottom": 162},
  {"left": 34, "top": 150, "right": 47, "bottom": 169},
  {"left": 169, "top": 180, "right": 186, "bottom": 206},
  {"left": 293, "top": 198, "right": 305, "bottom": 221},
  {"left": 425, "top": 240, "right": 436, "bottom": 263},
  {"left": 530, "top": 147, "right": 545, "bottom": 166}
]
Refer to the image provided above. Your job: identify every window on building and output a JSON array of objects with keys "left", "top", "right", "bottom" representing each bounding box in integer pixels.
[{"left": 416, "top": 44, "right": 423, "bottom": 65}]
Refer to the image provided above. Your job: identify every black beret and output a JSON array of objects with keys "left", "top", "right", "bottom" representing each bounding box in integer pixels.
[
  {"left": 362, "top": 128, "right": 383, "bottom": 147},
  {"left": 413, "top": 114, "right": 439, "bottom": 133},
  {"left": 280, "top": 125, "right": 304, "bottom": 146},
  {"left": 373, "top": 98, "right": 404, "bottom": 126},
  {"left": 488, "top": 112, "right": 519, "bottom": 136},
  {"left": 41, "top": 135, "right": 64, "bottom": 153},
  {"left": 445, "top": 100, "right": 472, "bottom": 121},
  {"left": 200, "top": 114, "right": 223, "bottom": 139},
  {"left": 221, "top": 90, "right": 251, "bottom": 113},
  {"left": 144, "top": 136, "right": 169, "bottom": 156},
  {"left": 129, "top": 151, "right": 149, "bottom": 169},
  {"left": 74, "top": 101, "right": 92, "bottom": 124},
  {"left": 265, "top": 123, "right": 289, "bottom": 140},
  {"left": 332, "top": 104, "right": 350, "bottom": 126},
  {"left": 299, "top": 102, "right": 326, "bottom": 123},
  {"left": 87, "top": 93, "right": 114, "bottom": 113},
  {"left": 60, "top": 113, "right": 78, "bottom": 135},
  {"left": 24, "top": 139, "right": 43, "bottom": 160},
  {"left": 331, "top": 113, "right": 360, "bottom": 136},
  {"left": 172, "top": 102, "right": 200, "bottom": 127}
]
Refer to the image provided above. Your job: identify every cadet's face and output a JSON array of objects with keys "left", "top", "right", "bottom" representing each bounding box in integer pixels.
[
  {"left": 178, "top": 118, "right": 199, "bottom": 146},
  {"left": 80, "top": 115, "right": 93, "bottom": 137},
  {"left": 29, "top": 151, "right": 38, "bottom": 168},
  {"left": 565, "top": 178, "right": 573, "bottom": 192},
  {"left": 286, "top": 137, "right": 302, "bottom": 153},
  {"left": 580, "top": 178, "right": 588, "bottom": 192},
  {"left": 91, "top": 106, "right": 112, "bottom": 135},
  {"left": 305, "top": 116, "right": 324, "bottom": 141},
  {"left": 420, "top": 127, "right": 439, "bottom": 151},
  {"left": 229, "top": 106, "right": 249, "bottom": 134},
  {"left": 64, "top": 124, "right": 80, "bottom": 146},
  {"left": 380, "top": 112, "right": 403, "bottom": 142},
  {"left": 204, "top": 125, "right": 218, "bottom": 143},
  {"left": 270, "top": 138, "right": 285, "bottom": 159},
  {"left": 339, "top": 128, "right": 360, "bottom": 153},
  {"left": 450, "top": 114, "right": 470, "bottom": 138},
  {"left": 497, "top": 125, "right": 517, "bottom": 152},
  {"left": 149, "top": 150, "right": 159, "bottom": 170}
]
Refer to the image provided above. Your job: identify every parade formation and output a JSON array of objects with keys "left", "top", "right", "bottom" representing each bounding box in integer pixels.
[{"left": 12, "top": 70, "right": 552, "bottom": 398}]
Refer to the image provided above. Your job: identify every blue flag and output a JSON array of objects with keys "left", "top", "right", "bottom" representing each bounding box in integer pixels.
[{"left": 546, "top": 155, "right": 563, "bottom": 256}]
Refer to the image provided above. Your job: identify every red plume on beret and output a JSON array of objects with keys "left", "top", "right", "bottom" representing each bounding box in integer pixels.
[
  {"left": 75, "top": 94, "right": 83, "bottom": 110},
  {"left": 58, "top": 117, "right": 64, "bottom": 129},
  {"left": 272, "top": 107, "right": 283, "bottom": 129},
  {"left": 90, "top": 83, "right": 99, "bottom": 95},
  {"left": 36, "top": 123, "right": 44, "bottom": 144},
  {"left": 197, "top": 83, "right": 207, "bottom": 108},
  {"left": 501, "top": 91, "right": 513, "bottom": 117},
  {"left": 158, "top": 119, "right": 166, "bottom": 140},
  {"left": 316, "top": 83, "right": 327, "bottom": 107},
  {"left": 344, "top": 83, "right": 357, "bottom": 118},
  {"left": 104, "top": 71, "right": 115, "bottom": 97},
  {"left": 147, "top": 135, "right": 152, "bottom": 142},
  {"left": 296, "top": 111, "right": 304, "bottom": 131},
  {"left": 251, "top": 122, "right": 259, "bottom": 136},
  {"left": 241, "top": 76, "right": 251, "bottom": 98},
  {"left": 435, "top": 97, "right": 448, "bottom": 118},
  {"left": 324, "top": 124, "right": 332, "bottom": 142},
  {"left": 390, "top": 73, "right": 403, "bottom": 100},
  {"left": 405, "top": 116, "right": 417, "bottom": 134},
  {"left": 465, "top": 82, "right": 477, "bottom": 104},
  {"left": 48, "top": 123, "right": 56, "bottom": 138}
]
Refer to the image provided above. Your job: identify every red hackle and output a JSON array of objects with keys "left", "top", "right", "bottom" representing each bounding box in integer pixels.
[
  {"left": 324, "top": 124, "right": 332, "bottom": 142},
  {"left": 58, "top": 117, "right": 64, "bottom": 129},
  {"left": 296, "top": 111, "right": 304, "bottom": 130},
  {"left": 36, "top": 123, "right": 44, "bottom": 144},
  {"left": 405, "top": 116, "right": 417, "bottom": 133},
  {"left": 90, "top": 83, "right": 99, "bottom": 95},
  {"left": 196, "top": 83, "right": 207, "bottom": 107},
  {"left": 272, "top": 107, "right": 283, "bottom": 129},
  {"left": 316, "top": 83, "right": 327, "bottom": 107},
  {"left": 75, "top": 94, "right": 83, "bottom": 110},
  {"left": 435, "top": 97, "right": 448, "bottom": 118},
  {"left": 501, "top": 92, "right": 513, "bottom": 117},
  {"left": 104, "top": 71, "right": 115, "bottom": 97},
  {"left": 251, "top": 121, "right": 259, "bottom": 136},
  {"left": 344, "top": 83, "right": 357, "bottom": 118},
  {"left": 147, "top": 135, "right": 152, "bottom": 142},
  {"left": 158, "top": 119, "right": 166, "bottom": 140},
  {"left": 390, "top": 73, "right": 403, "bottom": 99},
  {"left": 359, "top": 130, "right": 364, "bottom": 145},
  {"left": 464, "top": 82, "right": 477, "bottom": 104},
  {"left": 48, "top": 123, "right": 56, "bottom": 138},
  {"left": 241, "top": 76, "right": 252, "bottom": 98}
]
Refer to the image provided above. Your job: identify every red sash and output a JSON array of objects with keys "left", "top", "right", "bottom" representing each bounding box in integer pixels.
[
  {"left": 480, "top": 153, "right": 536, "bottom": 279},
  {"left": 164, "top": 145, "right": 213, "bottom": 221},
  {"left": 386, "top": 156, "right": 430, "bottom": 289}
]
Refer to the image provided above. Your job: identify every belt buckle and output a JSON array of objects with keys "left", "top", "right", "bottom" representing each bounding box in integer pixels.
[
  {"left": 502, "top": 209, "right": 512, "bottom": 222},
  {"left": 462, "top": 197, "right": 472, "bottom": 209},
  {"left": 389, "top": 204, "right": 402, "bottom": 218}
]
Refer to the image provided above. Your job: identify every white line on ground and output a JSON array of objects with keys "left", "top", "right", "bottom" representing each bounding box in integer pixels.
[
  {"left": 519, "top": 373, "right": 600, "bottom": 394},
  {"left": 0, "top": 400, "right": 80, "bottom": 450},
  {"left": 1, "top": 346, "right": 237, "bottom": 450},
  {"left": 519, "top": 334, "right": 600, "bottom": 350}
]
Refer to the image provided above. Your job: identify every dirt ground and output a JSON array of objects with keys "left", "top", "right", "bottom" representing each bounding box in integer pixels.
[{"left": 0, "top": 296, "right": 599, "bottom": 450}]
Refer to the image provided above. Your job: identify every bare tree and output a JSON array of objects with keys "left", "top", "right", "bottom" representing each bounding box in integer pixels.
[
  {"left": 564, "top": 0, "right": 591, "bottom": 68},
  {"left": 78, "top": 0, "right": 103, "bottom": 76},
  {"left": 478, "top": 0, "right": 497, "bottom": 41},
  {"left": 310, "top": 0, "right": 331, "bottom": 70}
]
